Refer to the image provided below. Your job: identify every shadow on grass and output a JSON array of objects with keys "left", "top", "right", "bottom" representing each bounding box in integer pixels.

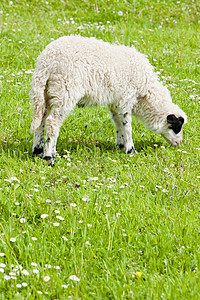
[
  {"left": 0, "top": 135, "right": 164, "bottom": 163},
  {"left": 57, "top": 136, "right": 163, "bottom": 156}
]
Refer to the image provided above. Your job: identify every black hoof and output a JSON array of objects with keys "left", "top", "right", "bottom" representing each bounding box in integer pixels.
[
  {"left": 126, "top": 147, "right": 134, "bottom": 154},
  {"left": 118, "top": 144, "right": 124, "bottom": 149},
  {"left": 44, "top": 156, "right": 56, "bottom": 166},
  {"left": 33, "top": 147, "right": 43, "bottom": 155}
]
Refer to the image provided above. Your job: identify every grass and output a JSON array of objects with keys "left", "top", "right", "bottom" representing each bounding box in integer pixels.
[{"left": 0, "top": 0, "right": 200, "bottom": 298}]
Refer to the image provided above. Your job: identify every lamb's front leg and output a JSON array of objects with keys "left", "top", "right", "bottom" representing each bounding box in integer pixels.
[
  {"left": 111, "top": 110, "right": 135, "bottom": 154},
  {"left": 122, "top": 112, "right": 135, "bottom": 154},
  {"left": 111, "top": 111, "right": 126, "bottom": 149}
]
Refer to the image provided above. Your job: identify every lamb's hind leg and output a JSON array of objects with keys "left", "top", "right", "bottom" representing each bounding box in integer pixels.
[
  {"left": 32, "top": 110, "right": 49, "bottom": 158},
  {"left": 43, "top": 106, "right": 66, "bottom": 165}
]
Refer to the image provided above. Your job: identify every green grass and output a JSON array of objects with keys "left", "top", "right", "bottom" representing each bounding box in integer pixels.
[{"left": 0, "top": 0, "right": 200, "bottom": 299}]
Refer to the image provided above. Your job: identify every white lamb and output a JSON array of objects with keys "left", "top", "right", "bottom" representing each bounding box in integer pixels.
[{"left": 31, "top": 35, "right": 187, "bottom": 165}]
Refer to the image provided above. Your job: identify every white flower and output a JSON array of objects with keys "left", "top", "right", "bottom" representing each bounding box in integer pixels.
[
  {"left": 53, "top": 222, "right": 60, "bottom": 227},
  {"left": 44, "top": 275, "right": 50, "bottom": 282},
  {"left": 82, "top": 195, "right": 90, "bottom": 202},
  {"left": 9, "top": 272, "right": 16, "bottom": 276},
  {"left": 54, "top": 210, "right": 60, "bottom": 214},
  {"left": 16, "top": 284, "right": 22, "bottom": 288},
  {"left": 33, "top": 269, "right": 39, "bottom": 274},
  {"left": 20, "top": 218, "right": 26, "bottom": 223},
  {"left": 45, "top": 264, "right": 52, "bottom": 269},
  {"left": 62, "top": 236, "right": 68, "bottom": 241},
  {"left": 41, "top": 214, "right": 48, "bottom": 219},
  {"left": 71, "top": 203, "right": 77, "bottom": 207},
  {"left": 32, "top": 237, "right": 37, "bottom": 241},
  {"left": 0, "top": 268, "right": 4, "bottom": 273},
  {"left": 31, "top": 262, "right": 37, "bottom": 267},
  {"left": 56, "top": 216, "right": 64, "bottom": 221},
  {"left": 0, "top": 263, "right": 6, "bottom": 268},
  {"left": 10, "top": 177, "right": 20, "bottom": 183},
  {"left": 155, "top": 185, "right": 162, "bottom": 189},
  {"left": 21, "top": 269, "right": 29, "bottom": 275},
  {"left": 22, "top": 282, "right": 28, "bottom": 287},
  {"left": 87, "top": 224, "right": 92, "bottom": 227},
  {"left": 0, "top": 253, "right": 5, "bottom": 257},
  {"left": 10, "top": 237, "right": 16, "bottom": 242},
  {"left": 37, "top": 291, "right": 43, "bottom": 294},
  {"left": 108, "top": 177, "right": 116, "bottom": 182},
  {"left": 69, "top": 275, "right": 80, "bottom": 282},
  {"left": 46, "top": 199, "right": 51, "bottom": 203},
  {"left": 61, "top": 284, "right": 69, "bottom": 288},
  {"left": 4, "top": 275, "right": 11, "bottom": 280},
  {"left": 54, "top": 266, "right": 60, "bottom": 270}
]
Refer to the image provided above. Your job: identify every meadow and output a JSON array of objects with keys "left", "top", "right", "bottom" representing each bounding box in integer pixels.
[{"left": 0, "top": 0, "right": 200, "bottom": 299}]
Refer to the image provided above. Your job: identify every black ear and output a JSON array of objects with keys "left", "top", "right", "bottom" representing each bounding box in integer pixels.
[
  {"left": 178, "top": 116, "right": 184, "bottom": 125},
  {"left": 167, "top": 114, "right": 177, "bottom": 124},
  {"left": 167, "top": 114, "right": 184, "bottom": 134}
]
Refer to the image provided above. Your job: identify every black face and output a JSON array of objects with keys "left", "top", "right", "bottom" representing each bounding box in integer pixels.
[{"left": 167, "top": 114, "right": 184, "bottom": 134}]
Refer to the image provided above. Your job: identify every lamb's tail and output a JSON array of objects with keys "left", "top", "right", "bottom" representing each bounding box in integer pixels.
[{"left": 30, "top": 64, "right": 49, "bottom": 132}]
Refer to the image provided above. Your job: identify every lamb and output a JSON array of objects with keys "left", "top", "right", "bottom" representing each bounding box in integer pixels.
[{"left": 30, "top": 35, "right": 187, "bottom": 165}]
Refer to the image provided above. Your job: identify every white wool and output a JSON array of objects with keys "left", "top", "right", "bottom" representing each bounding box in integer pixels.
[{"left": 30, "top": 36, "right": 187, "bottom": 163}]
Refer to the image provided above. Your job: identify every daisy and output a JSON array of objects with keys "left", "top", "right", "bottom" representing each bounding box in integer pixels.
[
  {"left": 82, "top": 195, "right": 90, "bottom": 202},
  {"left": 41, "top": 214, "right": 48, "bottom": 219},
  {"left": 56, "top": 216, "right": 64, "bottom": 221},
  {"left": 69, "top": 275, "right": 80, "bottom": 282},
  {"left": 0, "top": 263, "right": 6, "bottom": 268},
  {"left": 44, "top": 275, "right": 50, "bottom": 282},
  {"left": 9, "top": 272, "right": 16, "bottom": 276},
  {"left": 10, "top": 238, "right": 16, "bottom": 242},
  {"left": 20, "top": 218, "right": 26, "bottom": 223},
  {"left": 53, "top": 222, "right": 60, "bottom": 227},
  {"left": 45, "top": 264, "right": 52, "bottom": 269},
  {"left": 21, "top": 269, "right": 29, "bottom": 276},
  {"left": 22, "top": 282, "right": 28, "bottom": 287}
]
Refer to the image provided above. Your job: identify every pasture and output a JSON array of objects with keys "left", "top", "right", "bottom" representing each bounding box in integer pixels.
[{"left": 0, "top": 0, "right": 199, "bottom": 298}]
